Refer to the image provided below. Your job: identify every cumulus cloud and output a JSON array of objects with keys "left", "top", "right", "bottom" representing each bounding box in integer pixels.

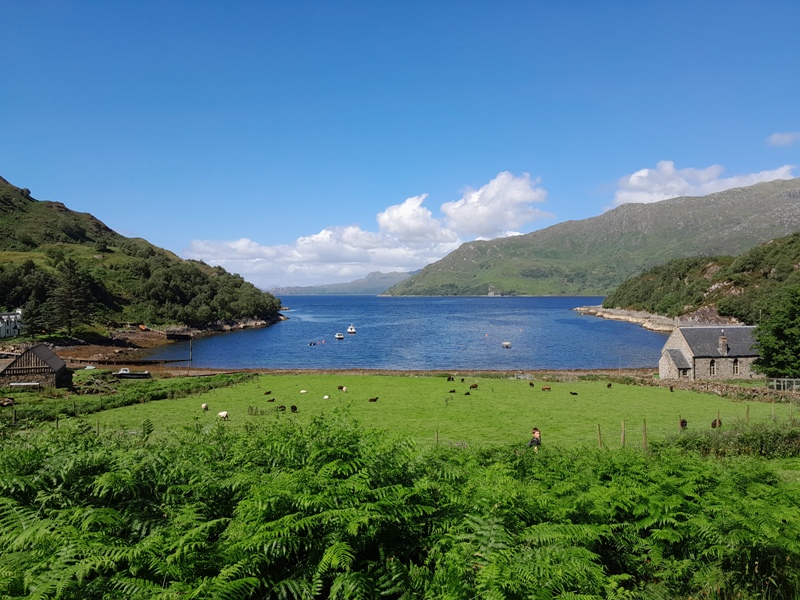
[
  {"left": 768, "top": 132, "right": 800, "bottom": 147},
  {"left": 185, "top": 171, "right": 553, "bottom": 288},
  {"left": 611, "top": 160, "right": 797, "bottom": 207},
  {"left": 440, "top": 171, "right": 551, "bottom": 238},
  {"left": 376, "top": 194, "right": 458, "bottom": 243}
]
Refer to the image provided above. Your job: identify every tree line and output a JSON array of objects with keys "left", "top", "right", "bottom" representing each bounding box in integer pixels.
[{"left": 0, "top": 244, "right": 281, "bottom": 334}]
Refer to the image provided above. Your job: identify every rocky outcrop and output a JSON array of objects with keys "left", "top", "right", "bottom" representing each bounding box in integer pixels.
[{"left": 574, "top": 305, "right": 743, "bottom": 332}]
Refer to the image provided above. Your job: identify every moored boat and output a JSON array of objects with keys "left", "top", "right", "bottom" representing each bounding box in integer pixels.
[
  {"left": 347, "top": 324, "right": 356, "bottom": 334},
  {"left": 334, "top": 333, "right": 344, "bottom": 340}
]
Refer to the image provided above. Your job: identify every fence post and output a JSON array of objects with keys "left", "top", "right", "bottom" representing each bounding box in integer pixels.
[
  {"left": 597, "top": 424, "right": 603, "bottom": 449},
  {"left": 746, "top": 404, "right": 750, "bottom": 426},
  {"left": 642, "top": 418, "right": 648, "bottom": 452},
  {"left": 620, "top": 420, "right": 626, "bottom": 447}
]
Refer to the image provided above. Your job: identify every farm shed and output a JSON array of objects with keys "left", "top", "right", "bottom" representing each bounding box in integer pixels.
[
  {"left": 0, "top": 344, "right": 72, "bottom": 388},
  {"left": 659, "top": 325, "right": 757, "bottom": 381}
]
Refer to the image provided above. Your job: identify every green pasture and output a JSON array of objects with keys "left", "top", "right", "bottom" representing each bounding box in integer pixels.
[{"left": 90, "top": 373, "right": 790, "bottom": 448}]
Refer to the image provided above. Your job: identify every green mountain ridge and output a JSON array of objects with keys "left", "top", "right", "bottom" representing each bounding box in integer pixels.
[
  {"left": 384, "top": 178, "right": 800, "bottom": 296},
  {"left": 602, "top": 230, "right": 800, "bottom": 325},
  {"left": 0, "top": 176, "right": 282, "bottom": 332}
]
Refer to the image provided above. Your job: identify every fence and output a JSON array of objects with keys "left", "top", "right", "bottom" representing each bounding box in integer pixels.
[{"left": 767, "top": 378, "right": 800, "bottom": 392}]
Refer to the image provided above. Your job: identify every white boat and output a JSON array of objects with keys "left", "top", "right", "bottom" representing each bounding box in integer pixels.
[
  {"left": 347, "top": 324, "right": 356, "bottom": 334},
  {"left": 502, "top": 341, "right": 512, "bottom": 349},
  {"left": 334, "top": 333, "right": 344, "bottom": 340}
]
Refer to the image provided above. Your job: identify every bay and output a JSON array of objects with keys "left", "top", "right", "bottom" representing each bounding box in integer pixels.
[{"left": 144, "top": 296, "right": 668, "bottom": 370}]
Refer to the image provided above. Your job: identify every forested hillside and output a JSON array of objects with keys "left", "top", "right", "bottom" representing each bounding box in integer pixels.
[
  {"left": 385, "top": 178, "right": 800, "bottom": 296},
  {"left": 0, "top": 176, "right": 281, "bottom": 332},
  {"left": 602, "top": 231, "right": 800, "bottom": 324}
]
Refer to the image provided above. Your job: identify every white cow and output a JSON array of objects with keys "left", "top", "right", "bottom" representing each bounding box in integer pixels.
[{"left": 217, "top": 411, "right": 229, "bottom": 420}]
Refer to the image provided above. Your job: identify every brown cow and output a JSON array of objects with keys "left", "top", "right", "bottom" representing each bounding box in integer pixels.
[
  {"left": 541, "top": 386, "right": 551, "bottom": 392},
  {"left": 469, "top": 383, "right": 478, "bottom": 390},
  {"left": 368, "top": 397, "right": 379, "bottom": 402},
  {"left": 711, "top": 419, "right": 722, "bottom": 429},
  {"left": 529, "top": 381, "right": 535, "bottom": 387}
]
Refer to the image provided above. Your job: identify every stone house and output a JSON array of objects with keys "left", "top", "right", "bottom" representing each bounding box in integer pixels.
[
  {"left": 0, "top": 309, "right": 23, "bottom": 339},
  {"left": 0, "top": 344, "right": 72, "bottom": 388},
  {"left": 659, "top": 326, "right": 758, "bottom": 380}
]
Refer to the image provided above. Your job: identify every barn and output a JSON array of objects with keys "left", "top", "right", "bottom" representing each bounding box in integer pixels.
[
  {"left": 0, "top": 344, "right": 72, "bottom": 388},
  {"left": 659, "top": 326, "right": 758, "bottom": 381}
]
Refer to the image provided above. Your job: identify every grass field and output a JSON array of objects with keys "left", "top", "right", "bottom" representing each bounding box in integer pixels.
[{"left": 88, "top": 373, "right": 791, "bottom": 448}]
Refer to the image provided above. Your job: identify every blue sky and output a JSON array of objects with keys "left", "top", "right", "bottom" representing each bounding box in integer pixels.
[{"left": 2, "top": 1, "right": 799, "bottom": 288}]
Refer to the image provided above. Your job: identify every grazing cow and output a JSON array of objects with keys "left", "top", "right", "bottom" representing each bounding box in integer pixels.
[
  {"left": 541, "top": 386, "right": 551, "bottom": 392},
  {"left": 711, "top": 419, "right": 722, "bottom": 429},
  {"left": 529, "top": 381, "right": 535, "bottom": 387},
  {"left": 447, "top": 376, "right": 455, "bottom": 382},
  {"left": 461, "top": 378, "right": 465, "bottom": 383},
  {"left": 607, "top": 383, "right": 612, "bottom": 388},
  {"left": 266, "top": 398, "right": 275, "bottom": 402},
  {"left": 300, "top": 390, "right": 308, "bottom": 394},
  {"left": 338, "top": 385, "right": 346, "bottom": 390},
  {"left": 469, "top": 383, "right": 478, "bottom": 390},
  {"left": 277, "top": 405, "right": 286, "bottom": 412},
  {"left": 368, "top": 397, "right": 379, "bottom": 402},
  {"left": 201, "top": 403, "right": 209, "bottom": 411},
  {"left": 263, "top": 390, "right": 272, "bottom": 395},
  {"left": 217, "top": 411, "right": 229, "bottom": 420},
  {"left": 669, "top": 385, "right": 675, "bottom": 392},
  {"left": 290, "top": 405, "right": 298, "bottom": 413},
  {"left": 323, "top": 395, "right": 330, "bottom": 399},
  {"left": 680, "top": 418, "right": 688, "bottom": 430},
  {"left": 449, "top": 389, "right": 456, "bottom": 394},
  {"left": 569, "top": 391, "right": 578, "bottom": 396},
  {"left": 464, "top": 391, "right": 470, "bottom": 396}
]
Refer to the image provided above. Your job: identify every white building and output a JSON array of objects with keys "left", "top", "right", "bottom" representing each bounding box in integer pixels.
[{"left": 0, "top": 309, "right": 23, "bottom": 339}]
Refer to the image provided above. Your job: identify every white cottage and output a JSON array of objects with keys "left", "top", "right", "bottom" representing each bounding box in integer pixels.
[
  {"left": 659, "top": 325, "right": 758, "bottom": 380},
  {"left": 0, "top": 309, "right": 23, "bottom": 339}
]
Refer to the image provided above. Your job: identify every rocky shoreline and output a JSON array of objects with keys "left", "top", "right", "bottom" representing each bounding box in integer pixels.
[{"left": 574, "top": 304, "right": 743, "bottom": 332}]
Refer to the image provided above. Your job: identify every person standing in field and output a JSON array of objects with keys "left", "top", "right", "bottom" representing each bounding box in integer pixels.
[{"left": 527, "top": 427, "right": 541, "bottom": 451}]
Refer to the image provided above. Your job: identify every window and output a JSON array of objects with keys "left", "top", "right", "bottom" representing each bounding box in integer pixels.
[
  {"left": 709, "top": 360, "right": 716, "bottom": 376},
  {"left": 733, "top": 358, "right": 740, "bottom": 375}
]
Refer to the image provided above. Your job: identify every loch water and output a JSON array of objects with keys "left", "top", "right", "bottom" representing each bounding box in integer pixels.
[{"left": 144, "top": 296, "right": 668, "bottom": 371}]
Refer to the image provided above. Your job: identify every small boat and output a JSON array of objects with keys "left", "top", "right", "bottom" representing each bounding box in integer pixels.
[
  {"left": 502, "top": 341, "right": 512, "bottom": 349},
  {"left": 347, "top": 324, "right": 356, "bottom": 334},
  {"left": 334, "top": 333, "right": 344, "bottom": 340}
]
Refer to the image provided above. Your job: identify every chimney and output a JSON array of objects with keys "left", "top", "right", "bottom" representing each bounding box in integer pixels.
[{"left": 718, "top": 332, "right": 728, "bottom": 356}]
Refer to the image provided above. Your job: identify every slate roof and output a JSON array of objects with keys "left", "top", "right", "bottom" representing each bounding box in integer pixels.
[
  {"left": 679, "top": 326, "right": 757, "bottom": 358},
  {"left": 665, "top": 348, "right": 691, "bottom": 369}
]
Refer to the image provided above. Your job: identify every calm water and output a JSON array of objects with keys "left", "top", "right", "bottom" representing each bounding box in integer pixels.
[{"left": 145, "top": 296, "right": 668, "bottom": 370}]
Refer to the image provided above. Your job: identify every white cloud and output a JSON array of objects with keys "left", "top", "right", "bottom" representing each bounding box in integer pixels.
[
  {"left": 440, "top": 171, "right": 551, "bottom": 239},
  {"left": 376, "top": 194, "right": 459, "bottom": 244},
  {"left": 768, "top": 132, "right": 800, "bottom": 147},
  {"left": 611, "top": 161, "right": 797, "bottom": 207},
  {"left": 184, "top": 171, "right": 553, "bottom": 288}
]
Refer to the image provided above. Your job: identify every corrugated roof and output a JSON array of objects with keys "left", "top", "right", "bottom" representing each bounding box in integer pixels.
[
  {"left": 30, "top": 344, "right": 67, "bottom": 371},
  {"left": 665, "top": 348, "right": 691, "bottom": 369},
  {"left": 680, "top": 326, "right": 757, "bottom": 358}
]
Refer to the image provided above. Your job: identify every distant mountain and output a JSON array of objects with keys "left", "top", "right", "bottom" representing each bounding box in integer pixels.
[
  {"left": 384, "top": 178, "right": 800, "bottom": 296},
  {"left": 269, "top": 271, "right": 414, "bottom": 296}
]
